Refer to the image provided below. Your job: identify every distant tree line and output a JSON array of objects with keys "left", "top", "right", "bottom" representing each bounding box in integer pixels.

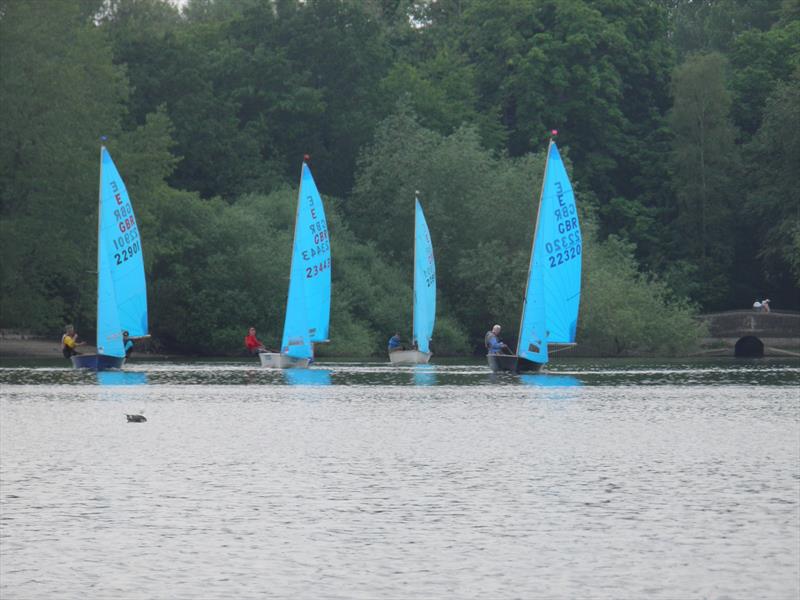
[{"left": 1, "top": 0, "right": 797, "bottom": 356}]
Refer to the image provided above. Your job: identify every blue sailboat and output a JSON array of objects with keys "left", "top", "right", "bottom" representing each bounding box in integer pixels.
[
  {"left": 488, "top": 139, "right": 582, "bottom": 373},
  {"left": 389, "top": 195, "right": 436, "bottom": 365},
  {"left": 72, "top": 145, "right": 148, "bottom": 370},
  {"left": 260, "top": 159, "right": 331, "bottom": 369}
]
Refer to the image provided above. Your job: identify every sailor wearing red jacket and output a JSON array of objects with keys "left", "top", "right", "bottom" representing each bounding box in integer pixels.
[{"left": 244, "top": 327, "right": 266, "bottom": 354}]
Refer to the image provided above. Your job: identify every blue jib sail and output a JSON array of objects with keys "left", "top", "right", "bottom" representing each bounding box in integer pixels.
[
  {"left": 281, "top": 162, "right": 331, "bottom": 359},
  {"left": 413, "top": 198, "right": 436, "bottom": 354},
  {"left": 518, "top": 141, "right": 582, "bottom": 363},
  {"left": 96, "top": 147, "right": 148, "bottom": 357}
]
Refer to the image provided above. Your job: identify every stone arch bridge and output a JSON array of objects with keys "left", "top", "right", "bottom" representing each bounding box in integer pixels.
[{"left": 698, "top": 310, "right": 800, "bottom": 357}]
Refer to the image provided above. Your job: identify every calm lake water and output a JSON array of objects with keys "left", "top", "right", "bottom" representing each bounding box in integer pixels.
[{"left": 1, "top": 357, "right": 798, "bottom": 599}]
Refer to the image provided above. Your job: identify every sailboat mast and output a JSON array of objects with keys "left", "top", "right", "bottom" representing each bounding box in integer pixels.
[
  {"left": 281, "top": 159, "right": 307, "bottom": 354},
  {"left": 96, "top": 143, "right": 105, "bottom": 341},
  {"left": 411, "top": 193, "right": 418, "bottom": 346},
  {"left": 515, "top": 138, "right": 553, "bottom": 355}
]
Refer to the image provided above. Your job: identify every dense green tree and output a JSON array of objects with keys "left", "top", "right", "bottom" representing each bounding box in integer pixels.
[
  {"left": 667, "top": 52, "right": 739, "bottom": 309},
  {"left": 579, "top": 234, "right": 706, "bottom": 356},
  {"left": 101, "top": 0, "right": 280, "bottom": 199},
  {"left": 728, "top": 18, "right": 800, "bottom": 137},
  {"left": 453, "top": 0, "right": 674, "bottom": 262},
  {"left": 378, "top": 52, "right": 504, "bottom": 148},
  {"left": 270, "top": 0, "right": 394, "bottom": 196},
  {"left": 104, "top": 0, "right": 395, "bottom": 199},
  {"left": 667, "top": 0, "right": 783, "bottom": 60},
  {"left": 743, "top": 74, "right": 800, "bottom": 300},
  {"left": 146, "top": 190, "right": 292, "bottom": 353},
  {"left": 0, "top": 0, "right": 128, "bottom": 330},
  {"left": 662, "top": 2, "right": 799, "bottom": 309}
]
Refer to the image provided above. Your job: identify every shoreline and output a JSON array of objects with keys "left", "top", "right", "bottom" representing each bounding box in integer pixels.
[
  {"left": 2, "top": 336, "right": 797, "bottom": 360},
  {"left": 0, "top": 338, "right": 70, "bottom": 358},
  {"left": 0, "top": 338, "right": 173, "bottom": 359}
]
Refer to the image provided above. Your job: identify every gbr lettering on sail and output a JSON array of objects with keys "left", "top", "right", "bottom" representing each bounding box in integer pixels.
[
  {"left": 300, "top": 193, "right": 331, "bottom": 278},
  {"left": 544, "top": 181, "right": 581, "bottom": 269},
  {"left": 109, "top": 178, "right": 141, "bottom": 267}
]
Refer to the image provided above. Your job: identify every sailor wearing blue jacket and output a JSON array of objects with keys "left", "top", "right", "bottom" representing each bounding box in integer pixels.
[{"left": 388, "top": 332, "right": 403, "bottom": 352}]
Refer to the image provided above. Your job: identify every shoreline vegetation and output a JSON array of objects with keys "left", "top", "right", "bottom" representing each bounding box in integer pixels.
[
  {"left": 3, "top": 319, "right": 798, "bottom": 359},
  {"left": 2, "top": 339, "right": 797, "bottom": 360},
  {"left": 1, "top": 2, "right": 797, "bottom": 357}
]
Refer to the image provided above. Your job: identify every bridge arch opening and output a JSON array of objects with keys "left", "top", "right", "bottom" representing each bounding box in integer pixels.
[{"left": 735, "top": 336, "right": 764, "bottom": 358}]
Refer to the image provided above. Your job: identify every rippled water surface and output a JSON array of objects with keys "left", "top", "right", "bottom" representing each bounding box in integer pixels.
[{"left": 1, "top": 358, "right": 798, "bottom": 599}]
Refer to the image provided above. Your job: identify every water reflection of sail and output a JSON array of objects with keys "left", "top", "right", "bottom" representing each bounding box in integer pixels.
[
  {"left": 520, "top": 374, "right": 581, "bottom": 402},
  {"left": 96, "top": 371, "right": 148, "bottom": 386},
  {"left": 520, "top": 374, "right": 581, "bottom": 387},
  {"left": 283, "top": 369, "right": 331, "bottom": 386},
  {"left": 413, "top": 365, "right": 437, "bottom": 386}
]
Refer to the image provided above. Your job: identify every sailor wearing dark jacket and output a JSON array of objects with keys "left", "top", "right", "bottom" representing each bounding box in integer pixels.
[
  {"left": 485, "top": 324, "right": 508, "bottom": 354},
  {"left": 388, "top": 332, "right": 403, "bottom": 352}
]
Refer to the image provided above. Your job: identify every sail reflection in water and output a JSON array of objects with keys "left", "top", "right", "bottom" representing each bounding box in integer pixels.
[
  {"left": 96, "top": 371, "right": 149, "bottom": 386},
  {"left": 520, "top": 374, "right": 581, "bottom": 387},
  {"left": 283, "top": 369, "right": 331, "bottom": 386},
  {"left": 520, "top": 373, "right": 581, "bottom": 401},
  {"left": 413, "top": 365, "right": 437, "bottom": 386}
]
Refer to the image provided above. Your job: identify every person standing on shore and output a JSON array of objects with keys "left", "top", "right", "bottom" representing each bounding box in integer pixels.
[
  {"left": 752, "top": 299, "right": 771, "bottom": 313},
  {"left": 61, "top": 325, "right": 84, "bottom": 359}
]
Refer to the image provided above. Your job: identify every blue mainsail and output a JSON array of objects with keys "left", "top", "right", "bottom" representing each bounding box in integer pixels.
[
  {"left": 413, "top": 198, "right": 436, "bottom": 354},
  {"left": 281, "top": 162, "right": 331, "bottom": 359},
  {"left": 96, "top": 147, "right": 147, "bottom": 357},
  {"left": 517, "top": 258, "right": 548, "bottom": 363},
  {"left": 518, "top": 140, "right": 582, "bottom": 363}
]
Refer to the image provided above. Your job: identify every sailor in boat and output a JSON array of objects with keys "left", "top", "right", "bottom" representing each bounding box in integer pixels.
[
  {"left": 244, "top": 326, "right": 267, "bottom": 354},
  {"left": 388, "top": 332, "right": 405, "bottom": 353},
  {"left": 123, "top": 331, "right": 134, "bottom": 357},
  {"left": 61, "top": 324, "right": 85, "bottom": 359},
  {"left": 485, "top": 324, "right": 510, "bottom": 355}
]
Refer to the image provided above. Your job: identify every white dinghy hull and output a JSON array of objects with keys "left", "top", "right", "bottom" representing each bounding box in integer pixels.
[
  {"left": 259, "top": 352, "right": 311, "bottom": 369},
  {"left": 389, "top": 350, "right": 432, "bottom": 365}
]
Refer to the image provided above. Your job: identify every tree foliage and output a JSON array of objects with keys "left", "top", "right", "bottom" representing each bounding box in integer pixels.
[
  {"left": 668, "top": 52, "right": 739, "bottom": 309},
  {"left": 0, "top": 0, "right": 127, "bottom": 330},
  {"left": 743, "top": 74, "right": 800, "bottom": 288},
  {"left": 1, "top": 0, "right": 797, "bottom": 357}
]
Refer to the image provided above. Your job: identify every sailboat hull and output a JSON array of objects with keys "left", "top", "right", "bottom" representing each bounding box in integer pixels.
[
  {"left": 388, "top": 350, "right": 432, "bottom": 365},
  {"left": 487, "top": 354, "right": 544, "bottom": 374},
  {"left": 258, "top": 352, "right": 311, "bottom": 369},
  {"left": 71, "top": 354, "right": 125, "bottom": 371}
]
